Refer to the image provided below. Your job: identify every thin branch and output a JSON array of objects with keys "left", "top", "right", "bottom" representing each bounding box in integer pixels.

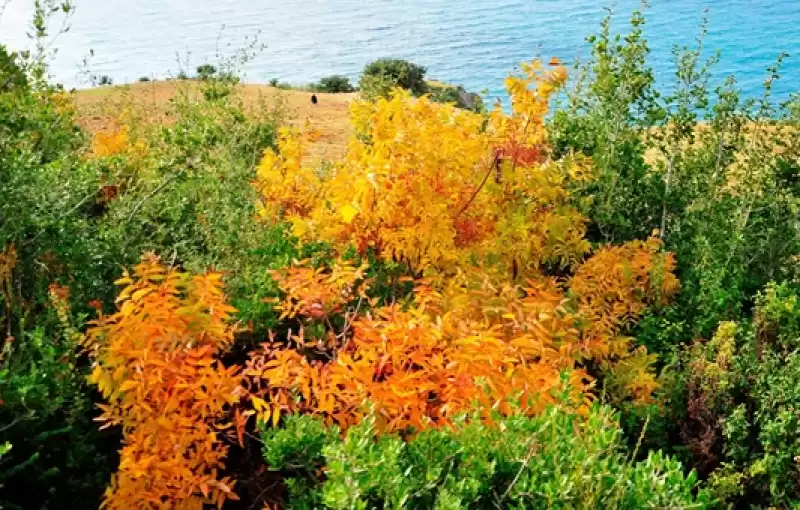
[
  {"left": 497, "top": 427, "right": 542, "bottom": 505},
  {"left": 454, "top": 152, "right": 500, "bottom": 219},
  {"left": 24, "top": 186, "right": 101, "bottom": 246},
  {"left": 0, "top": 415, "right": 28, "bottom": 435},
  {"left": 659, "top": 152, "right": 674, "bottom": 239},
  {"left": 126, "top": 168, "right": 188, "bottom": 223}
]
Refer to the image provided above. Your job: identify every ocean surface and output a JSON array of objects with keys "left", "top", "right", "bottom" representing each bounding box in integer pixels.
[{"left": 1, "top": 0, "right": 799, "bottom": 103}]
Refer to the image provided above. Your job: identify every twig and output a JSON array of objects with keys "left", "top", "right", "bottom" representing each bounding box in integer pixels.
[
  {"left": 24, "top": 187, "right": 101, "bottom": 246},
  {"left": 454, "top": 152, "right": 500, "bottom": 219},
  {"left": 609, "top": 414, "right": 650, "bottom": 505},
  {"left": 497, "top": 425, "right": 542, "bottom": 505},
  {"left": 126, "top": 168, "right": 188, "bottom": 222},
  {"left": 0, "top": 415, "right": 28, "bottom": 436},
  {"left": 337, "top": 296, "right": 363, "bottom": 345},
  {"left": 659, "top": 152, "right": 675, "bottom": 239}
]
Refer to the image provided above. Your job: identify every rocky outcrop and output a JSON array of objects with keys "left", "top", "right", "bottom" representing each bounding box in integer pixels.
[{"left": 456, "top": 87, "right": 482, "bottom": 112}]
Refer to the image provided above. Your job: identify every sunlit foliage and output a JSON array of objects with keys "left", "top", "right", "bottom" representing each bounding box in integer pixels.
[
  {"left": 245, "top": 242, "right": 676, "bottom": 434},
  {"left": 247, "top": 59, "right": 679, "bottom": 435},
  {"left": 84, "top": 256, "right": 242, "bottom": 509},
  {"left": 255, "top": 60, "right": 595, "bottom": 278}
]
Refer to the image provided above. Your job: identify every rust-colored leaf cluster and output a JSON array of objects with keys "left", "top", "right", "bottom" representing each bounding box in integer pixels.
[{"left": 0, "top": 244, "right": 17, "bottom": 352}]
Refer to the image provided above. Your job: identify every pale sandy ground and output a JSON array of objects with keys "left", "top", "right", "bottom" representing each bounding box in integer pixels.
[{"left": 73, "top": 80, "right": 356, "bottom": 160}]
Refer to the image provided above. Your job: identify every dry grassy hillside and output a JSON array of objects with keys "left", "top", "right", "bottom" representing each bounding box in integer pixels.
[{"left": 73, "top": 80, "right": 356, "bottom": 160}]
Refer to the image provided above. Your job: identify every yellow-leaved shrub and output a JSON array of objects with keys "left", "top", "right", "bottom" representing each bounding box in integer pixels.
[
  {"left": 255, "top": 61, "right": 593, "bottom": 277},
  {"left": 248, "top": 60, "right": 680, "bottom": 433}
]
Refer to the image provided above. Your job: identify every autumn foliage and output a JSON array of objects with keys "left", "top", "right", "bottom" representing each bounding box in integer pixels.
[
  {"left": 11, "top": 8, "right": 800, "bottom": 506},
  {"left": 246, "top": 237, "right": 676, "bottom": 435},
  {"left": 84, "top": 255, "right": 242, "bottom": 509},
  {"left": 255, "top": 61, "right": 594, "bottom": 277},
  {"left": 80, "top": 57, "right": 685, "bottom": 508},
  {"left": 248, "top": 60, "right": 680, "bottom": 436}
]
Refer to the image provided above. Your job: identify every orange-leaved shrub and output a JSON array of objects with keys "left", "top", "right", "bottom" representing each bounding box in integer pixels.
[
  {"left": 84, "top": 255, "right": 242, "bottom": 509},
  {"left": 246, "top": 237, "right": 677, "bottom": 434}
]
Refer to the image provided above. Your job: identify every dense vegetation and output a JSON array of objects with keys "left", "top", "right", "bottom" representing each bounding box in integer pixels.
[{"left": 2, "top": 2, "right": 800, "bottom": 508}]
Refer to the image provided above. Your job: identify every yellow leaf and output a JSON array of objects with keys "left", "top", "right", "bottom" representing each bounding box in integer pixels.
[
  {"left": 339, "top": 203, "right": 359, "bottom": 224},
  {"left": 271, "top": 406, "right": 281, "bottom": 427},
  {"left": 131, "top": 288, "right": 153, "bottom": 302},
  {"left": 119, "top": 380, "right": 138, "bottom": 393},
  {"left": 251, "top": 396, "right": 267, "bottom": 413}
]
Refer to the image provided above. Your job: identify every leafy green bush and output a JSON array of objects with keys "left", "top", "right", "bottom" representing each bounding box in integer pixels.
[
  {"left": 313, "top": 75, "right": 355, "bottom": 93},
  {"left": 672, "top": 282, "right": 800, "bottom": 506},
  {"left": 196, "top": 63, "right": 217, "bottom": 79},
  {"left": 263, "top": 405, "right": 711, "bottom": 509},
  {"left": 548, "top": 9, "right": 800, "bottom": 508},
  {"left": 0, "top": 59, "right": 117, "bottom": 507},
  {"left": 549, "top": 8, "right": 662, "bottom": 245},
  {"left": 358, "top": 72, "right": 397, "bottom": 101},
  {"left": 551, "top": 8, "right": 800, "bottom": 346},
  {"left": 0, "top": 45, "right": 28, "bottom": 92},
  {"left": 359, "top": 58, "right": 427, "bottom": 99},
  {"left": 428, "top": 83, "right": 460, "bottom": 104},
  {"left": 0, "top": 321, "right": 116, "bottom": 510}
]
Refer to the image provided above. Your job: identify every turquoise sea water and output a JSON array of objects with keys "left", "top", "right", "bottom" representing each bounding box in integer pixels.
[{"left": 1, "top": 0, "right": 799, "bottom": 102}]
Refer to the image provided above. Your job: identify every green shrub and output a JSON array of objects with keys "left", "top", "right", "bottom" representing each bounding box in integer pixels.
[
  {"left": 549, "top": 8, "right": 662, "bottom": 245},
  {"left": 428, "top": 83, "right": 461, "bottom": 104},
  {"left": 196, "top": 63, "right": 217, "bottom": 80},
  {"left": 0, "top": 55, "right": 117, "bottom": 509},
  {"left": 313, "top": 75, "right": 354, "bottom": 93},
  {"left": 547, "top": 10, "right": 800, "bottom": 508},
  {"left": 263, "top": 405, "right": 711, "bottom": 509},
  {"left": 261, "top": 414, "right": 338, "bottom": 471},
  {"left": 358, "top": 72, "right": 398, "bottom": 101},
  {"left": 0, "top": 324, "right": 116, "bottom": 510},
  {"left": 552, "top": 8, "right": 800, "bottom": 347},
  {"left": 359, "top": 58, "right": 427, "bottom": 99},
  {"left": 0, "top": 45, "right": 28, "bottom": 92},
  {"left": 668, "top": 282, "right": 800, "bottom": 506}
]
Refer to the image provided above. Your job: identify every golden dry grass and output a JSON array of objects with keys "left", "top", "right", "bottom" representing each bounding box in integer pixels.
[{"left": 73, "top": 80, "right": 356, "bottom": 160}]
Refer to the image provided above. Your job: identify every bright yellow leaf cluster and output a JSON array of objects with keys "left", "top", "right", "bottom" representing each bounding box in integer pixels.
[
  {"left": 84, "top": 255, "right": 242, "bottom": 510},
  {"left": 91, "top": 125, "right": 147, "bottom": 160},
  {"left": 255, "top": 60, "right": 591, "bottom": 278}
]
